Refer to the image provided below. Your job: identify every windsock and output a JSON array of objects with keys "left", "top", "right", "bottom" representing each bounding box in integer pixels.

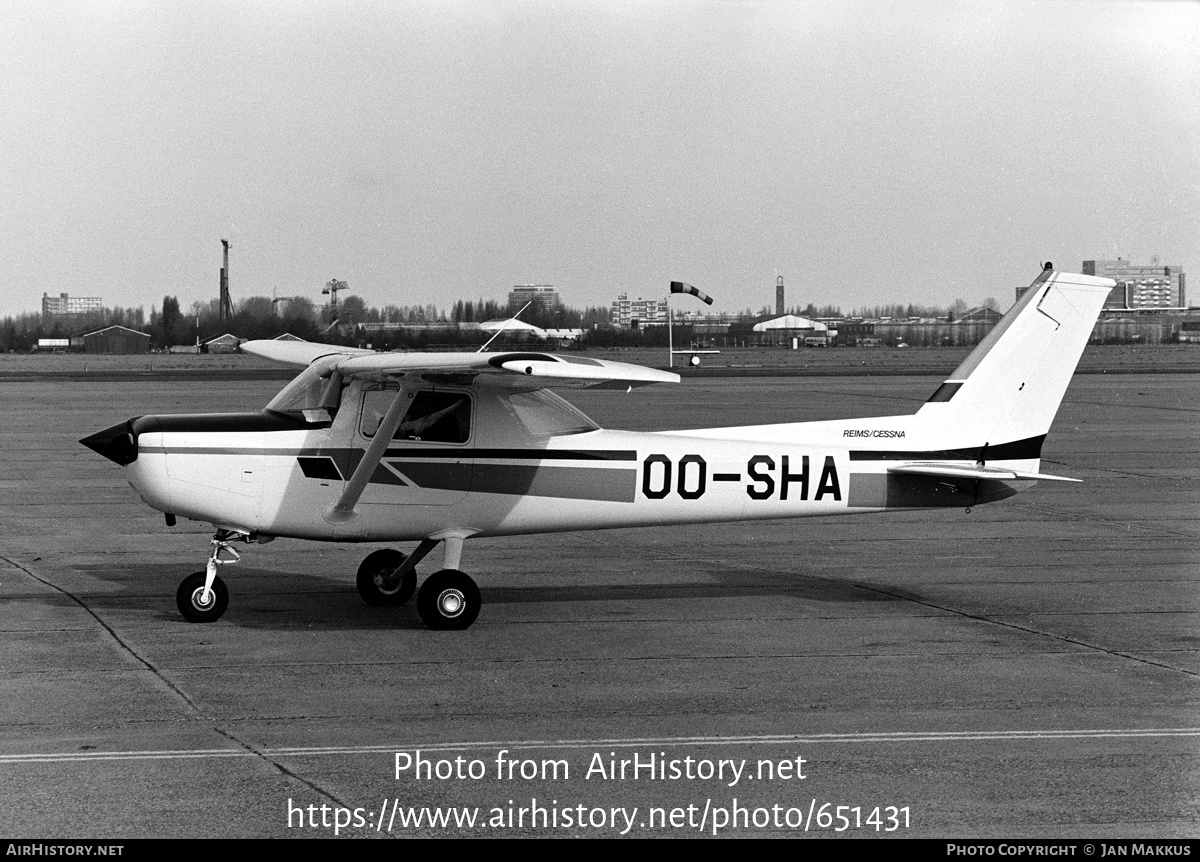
[{"left": 669, "top": 281, "right": 714, "bottom": 305}]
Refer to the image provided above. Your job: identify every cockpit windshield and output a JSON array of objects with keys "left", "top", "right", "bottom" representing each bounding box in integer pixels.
[{"left": 265, "top": 363, "right": 345, "bottom": 422}]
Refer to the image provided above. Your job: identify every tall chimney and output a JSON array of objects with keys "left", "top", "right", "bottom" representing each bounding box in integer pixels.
[{"left": 219, "top": 239, "right": 233, "bottom": 322}]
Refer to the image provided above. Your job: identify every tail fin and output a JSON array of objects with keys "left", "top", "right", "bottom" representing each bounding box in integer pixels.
[{"left": 915, "top": 268, "right": 1113, "bottom": 452}]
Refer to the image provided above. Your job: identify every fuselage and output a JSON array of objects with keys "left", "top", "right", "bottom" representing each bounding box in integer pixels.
[{"left": 85, "top": 374, "right": 1034, "bottom": 543}]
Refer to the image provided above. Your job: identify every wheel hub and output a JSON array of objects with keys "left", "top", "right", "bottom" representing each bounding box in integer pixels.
[
  {"left": 191, "top": 588, "right": 215, "bottom": 611},
  {"left": 374, "top": 569, "right": 400, "bottom": 593},
  {"left": 437, "top": 589, "right": 465, "bottom": 618}
]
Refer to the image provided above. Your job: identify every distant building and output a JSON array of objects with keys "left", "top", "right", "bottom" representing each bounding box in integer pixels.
[
  {"left": 43, "top": 292, "right": 103, "bottom": 316},
  {"left": 611, "top": 293, "right": 668, "bottom": 328},
  {"left": 1083, "top": 258, "right": 1186, "bottom": 309},
  {"left": 508, "top": 285, "right": 560, "bottom": 312},
  {"left": 775, "top": 276, "right": 785, "bottom": 316},
  {"left": 751, "top": 314, "right": 832, "bottom": 347},
  {"left": 201, "top": 333, "right": 241, "bottom": 354},
  {"left": 70, "top": 325, "right": 151, "bottom": 354},
  {"left": 836, "top": 320, "right": 877, "bottom": 346},
  {"left": 1014, "top": 260, "right": 1187, "bottom": 309},
  {"left": 884, "top": 306, "right": 1003, "bottom": 347},
  {"left": 955, "top": 306, "right": 1002, "bottom": 324}
]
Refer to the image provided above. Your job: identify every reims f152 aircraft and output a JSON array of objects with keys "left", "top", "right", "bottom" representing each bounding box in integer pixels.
[{"left": 81, "top": 266, "right": 1113, "bottom": 630}]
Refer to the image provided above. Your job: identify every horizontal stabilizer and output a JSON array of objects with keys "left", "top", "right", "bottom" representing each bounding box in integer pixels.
[{"left": 888, "top": 463, "right": 1081, "bottom": 483}]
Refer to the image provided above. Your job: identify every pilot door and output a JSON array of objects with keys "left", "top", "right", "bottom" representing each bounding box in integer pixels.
[{"left": 354, "top": 380, "right": 474, "bottom": 506}]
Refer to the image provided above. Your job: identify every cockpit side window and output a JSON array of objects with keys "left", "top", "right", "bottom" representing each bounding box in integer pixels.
[
  {"left": 399, "top": 392, "right": 471, "bottom": 443},
  {"left": 359, "top": 383, "right": 402, "bottom": 438},
  {"left": 360, "top": 384, "right": 471, "bottom": 444}
]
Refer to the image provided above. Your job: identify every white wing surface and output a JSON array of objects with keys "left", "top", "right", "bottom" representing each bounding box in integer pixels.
[
  {"left": 241, "top": 340, "right": 679, "bottom": 388},
  {"left": 240, "top": 339, "right": 374, "bottom": 367}
]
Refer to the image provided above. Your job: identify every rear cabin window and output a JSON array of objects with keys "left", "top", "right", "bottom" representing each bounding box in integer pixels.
[
  {"left": 506, "top": 389, "right": 598, "bottom": 437},
  {"left": 360, "top": 385, "right": 471, "bottom": 444}
]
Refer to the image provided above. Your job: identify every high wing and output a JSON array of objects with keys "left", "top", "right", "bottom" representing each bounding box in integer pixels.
[
  {"left": 239, "top": 339, "right": 375, "bottom": 367},
  {"left": 240, "top": 339, "right": 679, "bottom": 388}
]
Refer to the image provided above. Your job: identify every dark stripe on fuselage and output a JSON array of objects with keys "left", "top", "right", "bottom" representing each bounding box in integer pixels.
[
  {"left": 392, "top": 461, "right": 636, "bottom": 503},
  {"left": 138, "top": 445, "right": 635, "bottom": 462},
  {"left": 131, "top": 412, "right": 327, "bottom": 435},
  {"left": 848, "top": 435, "right": 1045, "bottom": 462},
  {"left": 473, "top": 464, "right": 635, "bottom": 502},
  {"left": 382, "top": 448, "right": 637, "bottom": 461}
]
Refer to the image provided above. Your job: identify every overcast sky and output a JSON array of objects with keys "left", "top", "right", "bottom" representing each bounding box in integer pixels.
[{"left": 3, "top": 0, "right": 1197, "bottom": 316}]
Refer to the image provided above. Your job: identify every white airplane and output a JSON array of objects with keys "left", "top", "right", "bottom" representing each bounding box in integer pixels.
[
  {"left": 478, "top": 317, "right": 586, "bottom": 343},
  {"left": 81, "top": 267, "right": 1113, "bottom": 630}
]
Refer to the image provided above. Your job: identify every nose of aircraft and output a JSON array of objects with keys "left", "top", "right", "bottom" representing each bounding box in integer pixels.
[{"left": 80, "top": 421, "right": 139, "bottom": 465}]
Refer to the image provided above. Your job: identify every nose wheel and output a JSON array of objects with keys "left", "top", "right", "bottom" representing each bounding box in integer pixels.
[{"left": 176, "top": 571, "right": 229, "bottom": 623}]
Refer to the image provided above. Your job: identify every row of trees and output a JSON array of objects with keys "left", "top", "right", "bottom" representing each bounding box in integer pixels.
[{"left": 0, "top": 292, "right": 1002, "bottom": 353}]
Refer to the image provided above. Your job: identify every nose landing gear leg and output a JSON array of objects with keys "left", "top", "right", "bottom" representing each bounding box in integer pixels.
[{"left": 175, "top": 530, "right": 240, "bottom": 623}]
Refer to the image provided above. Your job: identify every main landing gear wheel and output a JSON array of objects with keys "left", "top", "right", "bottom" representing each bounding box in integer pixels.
[
  {"left": 176, "top": 571, "right": 229, "bottom": 623},
  {"left": 356, "top": 549, "right": 417, "bottom": 607},
  {"left": 417, "top": 569, "right": 480, "bottom": 630}
]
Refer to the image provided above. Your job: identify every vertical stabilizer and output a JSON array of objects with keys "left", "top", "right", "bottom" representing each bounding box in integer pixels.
[{"left": 915, "top": 269, "right": 1113, "bottom": 455}]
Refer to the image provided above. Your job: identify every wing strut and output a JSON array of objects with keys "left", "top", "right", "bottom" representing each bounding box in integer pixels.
[{"left": 325, "top": 386, "right": 410, "bottom": 524}]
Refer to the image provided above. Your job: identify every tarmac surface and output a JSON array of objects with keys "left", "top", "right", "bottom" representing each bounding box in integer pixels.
[{"left": 0, "top": 369, "right": 1197, "bottom": 838}]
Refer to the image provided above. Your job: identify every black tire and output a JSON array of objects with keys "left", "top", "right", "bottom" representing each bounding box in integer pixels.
[
  {"left": 356, "top": 549, "right": 416, "bottom": 607},
  {"left": 176, "top": 571, "right": 229, "bottom": 623},
  {"left": 416, "top": 569, "right": 480, "bottom": 630}
]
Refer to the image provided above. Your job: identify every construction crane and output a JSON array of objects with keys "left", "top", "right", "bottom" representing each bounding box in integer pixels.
[{"left": 322, "top": 278, "right": 347, "bottom": 332}]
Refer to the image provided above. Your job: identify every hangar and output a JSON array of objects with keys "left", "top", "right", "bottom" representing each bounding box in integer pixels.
[
  {"left": 751, "top": 314, "right": 834, "bottom": 347},
  {"left": 70, "top": 325, "right": 151, "bottom": 354},
  {"left": 200, "top": 333, "right": 241, "bottom": 354}
]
